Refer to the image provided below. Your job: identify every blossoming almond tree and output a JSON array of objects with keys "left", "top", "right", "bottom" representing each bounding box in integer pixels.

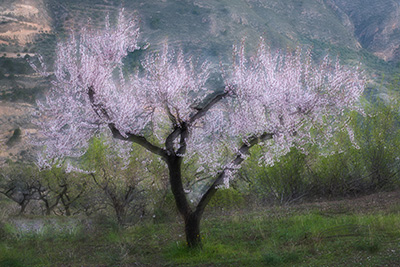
[{"left": 32, "top": 11, "right": 365, "bottom": 247}]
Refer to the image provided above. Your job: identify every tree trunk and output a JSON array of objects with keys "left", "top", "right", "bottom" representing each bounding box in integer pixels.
[
  {"left": 45, "top": 208, "right": 51, "bottom": 215},
  {"left": 19, "top": 201, "right": 28, "bottom": 215},
  {"left": 167, "top": 155, "right": 203, "bottom": 247},
  {"left": 65, "top": 205, "right": 71, "bottom": 216},
  {"left": 114, "top": 204, "right": 126, "bottom": 226},
  {"left": 185, "top": 212, "right": 202, "bottom": 248},
  {"left": 43, "top": 200, "right": 51, "bottom": 215}
]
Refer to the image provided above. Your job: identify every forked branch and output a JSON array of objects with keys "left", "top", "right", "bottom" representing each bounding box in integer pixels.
[
  {"left": 195, "top": 132, "right": 273, "bottom": 217},
  {"left": 189, "top": 88, "right": 230, "bottom": 125},
  {"left": 88, "top": 86, "right": 168, "bottom": 159}
]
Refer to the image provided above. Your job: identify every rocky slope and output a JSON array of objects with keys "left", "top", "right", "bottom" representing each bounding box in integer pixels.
[{"left": 329, "top": 0, "right": 400, "bottom": 61}]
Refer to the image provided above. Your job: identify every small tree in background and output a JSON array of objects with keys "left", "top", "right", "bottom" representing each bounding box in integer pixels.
[
  {"left": 0, "top": 164, "right": 38, "bottom": 215},
  {"left": 82, "top": 137, "right": 154, "bottom": 225},
  {"left": 31, "top": 11, "right": 365, "bottom": 247},
  {"left": 34, "top": 166, "right": 87, "bottom": 216}
]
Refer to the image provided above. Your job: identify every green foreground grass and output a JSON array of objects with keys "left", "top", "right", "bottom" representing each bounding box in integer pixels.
[{"left": 1, "top": 195, "right": 400, "bottom": 266}]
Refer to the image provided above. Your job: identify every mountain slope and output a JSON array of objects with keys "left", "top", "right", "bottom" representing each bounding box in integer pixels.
[
  {"left": 329, "top": 0, "right": 400, "bottom": 62},
  {"left": 44, "top": 0, "right": 363, "bottom": 61}
]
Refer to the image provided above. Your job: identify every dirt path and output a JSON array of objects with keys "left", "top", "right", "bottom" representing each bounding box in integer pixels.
[{"left": 299, "top": 190, "right": 400, "bottom": 214}]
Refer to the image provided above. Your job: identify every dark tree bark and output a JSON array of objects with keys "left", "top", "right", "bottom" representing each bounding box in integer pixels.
[
  {"left": 19, "top": 199, "right": 29, "bottom": 215},
  {"left": 166, "top": 153, "right": 203, "bottom": 247},
  {"left": 185, "top": 212, "right": 201, "bottom": 247}
]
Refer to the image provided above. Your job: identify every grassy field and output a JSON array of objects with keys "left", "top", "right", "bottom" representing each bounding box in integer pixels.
[{"left": 1, "top": 191, "right": 400, "bottom": 266}]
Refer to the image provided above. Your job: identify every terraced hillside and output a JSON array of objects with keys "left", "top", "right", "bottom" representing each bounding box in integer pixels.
[{"left": 0, "top": 0, "right": 51, "bottom": 48}]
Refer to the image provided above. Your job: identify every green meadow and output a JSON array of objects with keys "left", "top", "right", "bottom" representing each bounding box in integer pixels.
[{"left": 1, "top": 191, "right": 399, "bottom": 266}]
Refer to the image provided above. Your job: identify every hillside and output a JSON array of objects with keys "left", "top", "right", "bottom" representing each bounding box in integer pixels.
[
  {"left": 0, "top": 0, "right": 399, "bottom": 164},
  {"left": 0, "top": 0, "right": 51, "bottom": 48},
  {"left": 40, "top": 0, "right": 398, "bottom": 67},
  {"left": 329, "top": 0, "right": 400, "bottom": 62}
]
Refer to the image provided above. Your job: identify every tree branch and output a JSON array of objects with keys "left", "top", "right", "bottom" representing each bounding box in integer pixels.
[
  {"left": 189, "top": 88, "right": 230, "bottom": 125},
  {"left": 88, "top": 86, "right": 111, "bottom": 121},
  {"left": 165, "top": 122, "right": 189, "bottom": 157},
  {"left": 165, "top": 127, "right": 182, "bottom": 155},
  {"left": 177, "top": 123, "right": 189, "bottom": 156},
  {"left": 88, "top": 86, "right": 168, "bottom": 159},
  {"left": 69, "top": 185, "right": 86, "bottom": 205},
  {"left": 164, "top": 88, "right": 231, "bottom": 158},
  {"left": 165, "top": 104, "right": 178, "bottom": 126},
  {"left": 108, "top": 123, "right": 168, "bottom": 159},
  {"left": 194, "top": 132, "right": 273, "bottom": 217}
]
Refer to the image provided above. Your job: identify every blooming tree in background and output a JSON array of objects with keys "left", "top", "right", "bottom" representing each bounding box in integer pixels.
[{"left": 32, "top": 11, "right": 365, "bottom": 247}]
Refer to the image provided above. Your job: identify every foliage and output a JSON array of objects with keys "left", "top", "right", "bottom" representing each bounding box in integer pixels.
[
  {"left": 242, "top": 146, "right": 310, "bottom": 204},
  {"left": 353, "top": 97, "right": 400, "bottom": 190},
  {"left": 207, "top": 188, "right": 245, "bottom": 209},
  {"left": 0, "top": 163, "right": 88, "bottom": 216},
  {"left": 31, "top": 10, "right": 364, "bottom": 180},
  {"left": 0, "top": 58, "right": 33, "bottom": 81},
  {"left": 310, "top": 95, "right": 400, "bottom": 196},
  {"left": 2, "top": 217, "right": 87, "bottom": 241}
]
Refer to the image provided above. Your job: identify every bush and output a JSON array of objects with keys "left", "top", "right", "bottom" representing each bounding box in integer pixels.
[
  {"left": 242, "top": 147, "right": 310, "bottom": 204},
  {"left": 6, "top": 128, "right": 21, "bottom": 147},
  {"left": 355, "top": 98, "right": 400, "bottom": 190},
  {"left": 152, "top": 191, "right": 177, "bottom": 223},
  {"left": 208, "top": 188, "right": 245, "bottom": 209}
]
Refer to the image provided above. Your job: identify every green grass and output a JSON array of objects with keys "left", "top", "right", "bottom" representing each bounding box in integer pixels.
[{"left": 0, "top": 204, "right": 400, "bottom": 266}]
